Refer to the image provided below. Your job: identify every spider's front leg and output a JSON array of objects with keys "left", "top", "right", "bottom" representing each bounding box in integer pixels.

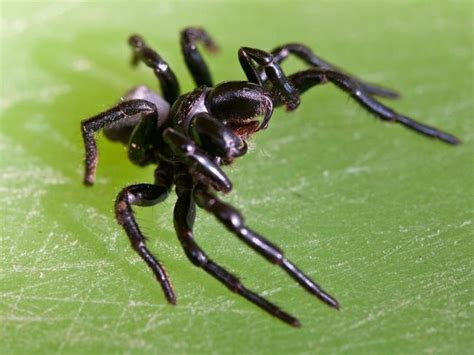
[
  {"left": 285, "top": 69, "right": 461, "bottom": 144},
  {"left": 173, "top": 181, "right": 300, "bottom": 327},
  {"left": 114, "top": 164, "right": 176, "bottom": 304},
  {"left": 193, "top": 186, "right": 340, "bottom": 310},
  {"left": 80, "top": 99, "right": 158, "bottom": 185},
  {"left": 238, "top": 46, "right": 300, "bottom": 111},
  {"left": 267, "top": 43, "right": 400, "bottom": 99}
]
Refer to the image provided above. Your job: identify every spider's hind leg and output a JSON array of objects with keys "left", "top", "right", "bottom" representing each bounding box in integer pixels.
[
  {"left": 180, "top": 27, "right": 219, "bottom": 87},
  {"left": 129, "top": 34, "right": 180, "bottom": 104},
  {"left": 193, "top": 186, "right": 340, "bottom": 310}
]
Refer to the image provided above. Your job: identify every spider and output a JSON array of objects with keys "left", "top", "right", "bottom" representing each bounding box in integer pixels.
[{"left": 80, "top": 27, "right": 460, "bottom": 327}]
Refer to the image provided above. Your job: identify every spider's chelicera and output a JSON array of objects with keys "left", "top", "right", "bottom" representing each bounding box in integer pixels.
[{"left": 81, "top": 27, "right": 460, "bottom": 327}]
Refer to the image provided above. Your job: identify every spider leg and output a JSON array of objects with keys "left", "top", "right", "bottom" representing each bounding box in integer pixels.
[
  {"left": 173, "top": 184, "right": 300, "bottom": 327},
  {"left": 266, "top": 43, "right": 399, "bottom": 99},
  {"left": 162, "top": 127, "right": 232, "bottom": 193},
  {"left": 115, "top": 171, "right": 176, "bottom": 304},
  {"left": 189, "top": 112, "right": 247, "bottom": 161},
  {"left": 284, "top": 69, "right": 461, "bottom": 145},
  {"left": 180, "top": 27, "right": 219, "bottom": 87},
  {"left": 193, "top": 186, "right": 340, "bottom": 310},
  {"left": 238, "top": 47, "right": 300, "bottom": 111},
  {"left": 129, "top": 34, "right": 180, "bottom": 104},
  {"left": 81, "top": 99, "right": 157, "bottom": 185}
]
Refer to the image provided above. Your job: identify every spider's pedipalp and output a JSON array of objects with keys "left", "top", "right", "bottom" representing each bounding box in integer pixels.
[{"left": 163, "top": 128, "right": 232, "bottom": 193}]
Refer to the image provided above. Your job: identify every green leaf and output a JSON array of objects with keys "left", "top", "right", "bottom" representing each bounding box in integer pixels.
[{"left": 1, "top": 1, "right": 472, "bottom": 354}]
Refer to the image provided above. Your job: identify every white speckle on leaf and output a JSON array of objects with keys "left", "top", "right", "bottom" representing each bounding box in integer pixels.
[
  {"left": 345, "top": 166, "right": 371, "bottom": 175},
  {"left": 1, "top": 19, "right": 28, "bottom": 35},
  {"left": 71, "top": 58, "right": 92, "bottom": 72},
  {"left": 0, "top": 84, "right": 71, "bottom": 110}
]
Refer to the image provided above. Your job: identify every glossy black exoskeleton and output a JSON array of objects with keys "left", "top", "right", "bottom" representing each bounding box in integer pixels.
[{"left": 80, "top": 27, "right": 460, "bottom": 327}]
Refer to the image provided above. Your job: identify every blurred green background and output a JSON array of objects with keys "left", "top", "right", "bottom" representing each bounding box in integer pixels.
[{"left": 1, "top": 1, "right": 472, "bottom": 354}]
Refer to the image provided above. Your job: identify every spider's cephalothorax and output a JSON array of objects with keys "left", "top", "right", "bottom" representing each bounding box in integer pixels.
[{"left": 81, "top": 27, "right": 460, "bottom": 327}]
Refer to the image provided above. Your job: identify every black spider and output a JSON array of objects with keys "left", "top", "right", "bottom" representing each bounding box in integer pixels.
[{"left": 80, "top": 27, "right": 460, "bottom": 327}]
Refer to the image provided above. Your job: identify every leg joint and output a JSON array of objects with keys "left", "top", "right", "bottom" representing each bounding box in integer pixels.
[
  {"left": 213, "top": 203, "right": 244, "bottom": 230},
  {"left": 185, "top": 248, "right": 208, "bottom": 267}
]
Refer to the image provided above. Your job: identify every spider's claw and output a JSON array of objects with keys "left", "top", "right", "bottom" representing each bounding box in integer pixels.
[
  {"left": 399, "top": 119, "right": 461, "bottom": 145},
  {"left": 83, "top": 160, "right": 97, "bottom": 186},
  {"left": 290, "top": 318, "right": 302, "bottom": 327},
  {"left": 128, "top": 34, "right": 145, "bottom": 49},
  {"left": 129, "top": 35, "right": 145, "bottom": 67},
  {"left": 238, "top": 284, "right": 301, "bottom": 327},
  {"left": 165, "top": 289, "right": 177, "bottom": 305},
  {"left": 83, "top": 177, "right": 94, "bottom": 186},
  {"left": 280, "top": 313, "right": 301, "bottom": 328},
  {"left": 281, "top": 259, "right": 340, "bottom": 310},
  {"left": 160, "top": 281, "right": 177, "bottom": 305},
  {"left": 438, "top": 132, "right": 462, "bottom": 145},
  {"left": 318, "top": 291, "right": 340, "bottom": 310},
  {"left": 393, "top": 114, "right": 462, "bottom": 145},
  {"left": 206, "top": 43, "right": 220, "bottom": 54}
]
